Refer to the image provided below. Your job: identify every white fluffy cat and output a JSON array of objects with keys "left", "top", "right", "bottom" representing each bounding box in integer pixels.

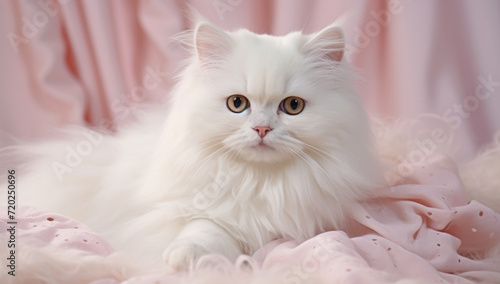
[{"left": 8, "top": 18, "right": 379, "bottom": 270}]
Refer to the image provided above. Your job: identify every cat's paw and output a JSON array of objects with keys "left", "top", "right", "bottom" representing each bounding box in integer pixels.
[{"left": 163, "top": 241, "right": 209, "bottom": 271}]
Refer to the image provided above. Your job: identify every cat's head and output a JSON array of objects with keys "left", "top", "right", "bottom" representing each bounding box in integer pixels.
[{"left": 172, "top": 20, "right": 373, "bottom": 169}]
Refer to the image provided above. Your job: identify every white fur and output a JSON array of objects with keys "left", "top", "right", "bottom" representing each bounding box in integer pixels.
[{"left": 3, "top": 19, "right": 379, "bottom": 275}]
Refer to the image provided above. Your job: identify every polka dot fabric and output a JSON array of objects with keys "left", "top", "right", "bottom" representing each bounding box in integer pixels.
[{"left": 2, "top": 206, "right": 114, "bottom": 256}]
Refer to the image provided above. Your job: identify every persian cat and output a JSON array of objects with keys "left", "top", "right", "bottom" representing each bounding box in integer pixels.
[{"left": 8, "top": 18, "right": 379, "bottom": 269}]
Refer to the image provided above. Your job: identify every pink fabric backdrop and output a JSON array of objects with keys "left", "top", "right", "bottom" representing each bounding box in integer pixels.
[{"left": 1, "top": 0, "right": 499, "bottom": 161}]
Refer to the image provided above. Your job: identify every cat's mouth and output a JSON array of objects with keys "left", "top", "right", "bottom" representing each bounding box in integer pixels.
[
  {"left": 245, "top": 139, "right": 276, "bottom": 157},
  {"left": 243, "top": 141, "right": 279, "bottom": 163},
  {"left": 224, "top": 135, "right": 288, "bottom": 163},
  {"left": 253, "top": 140, "right": 274, "bottom": 150}
]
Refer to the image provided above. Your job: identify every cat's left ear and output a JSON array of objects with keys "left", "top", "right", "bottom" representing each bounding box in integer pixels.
[
  {"left": 194, "top": 22, "right": 233, "bottom": 62},
  {"left": 304, "top": 25, "right": 345, "bottom": 62}
]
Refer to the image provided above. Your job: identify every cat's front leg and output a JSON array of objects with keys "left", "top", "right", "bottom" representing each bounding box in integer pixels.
[{"left": 163, "top": 219, "right": 242, "bottom": 270}]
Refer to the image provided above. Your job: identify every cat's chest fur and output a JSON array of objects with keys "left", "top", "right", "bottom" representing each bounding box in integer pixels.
[{"left": 159, "top": 153, "right": 347, "bottom": 254}]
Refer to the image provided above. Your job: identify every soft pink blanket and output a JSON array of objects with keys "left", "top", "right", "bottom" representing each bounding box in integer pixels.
[{"left": 1, "top": 155, "right": 499, "bottom": 283}]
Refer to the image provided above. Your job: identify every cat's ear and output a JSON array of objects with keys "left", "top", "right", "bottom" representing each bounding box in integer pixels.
[
  {"left": 304, "top": 25, "right": 345, "bottom": 62},
  {"left": 194, "top": 22, "right": 233, "bottom": 62}
]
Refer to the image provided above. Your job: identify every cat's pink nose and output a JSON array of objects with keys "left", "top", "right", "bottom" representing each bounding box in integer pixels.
[{"left": 253, "top": 126, "right": 272, "bottom": 138}]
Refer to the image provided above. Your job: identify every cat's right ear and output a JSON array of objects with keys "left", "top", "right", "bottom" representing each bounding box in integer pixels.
[
  {"left": 194, "top": 22, "right": 233, "bottom": 62},
  {"left": 303, "top": 25, "right": 345, "bottom": 62}
]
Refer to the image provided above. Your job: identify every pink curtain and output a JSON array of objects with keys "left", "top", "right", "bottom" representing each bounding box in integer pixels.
[{"left": 1, "top": 0, "right": 499, "bottom": 161}]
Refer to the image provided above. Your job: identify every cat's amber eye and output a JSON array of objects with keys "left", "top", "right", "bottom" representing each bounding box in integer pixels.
[
  {"left": 279, "top": 96, "right": 305, "bottom": 115},
  {"left": 227, "top": 95, "right": 250, "bottom": 113}
]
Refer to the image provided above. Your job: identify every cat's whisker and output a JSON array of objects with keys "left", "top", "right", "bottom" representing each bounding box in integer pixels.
[
  {"left": 173, "top": 143, "right": 223, "bottom": 174},
  {"left": 190, "top": 145, "right": 230, "bottom": 179},
  {"left": 286, "top": 145, "right": 347, "bottom": 222},
  {"left": 197, "top": 135, "right": 230, "bottom": 146},
  {"left": 299, "top": 140, "right": 356, "bottom": 172},
  {"left": 183, "top": 134, "right": 234, "bottom": 169}
]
